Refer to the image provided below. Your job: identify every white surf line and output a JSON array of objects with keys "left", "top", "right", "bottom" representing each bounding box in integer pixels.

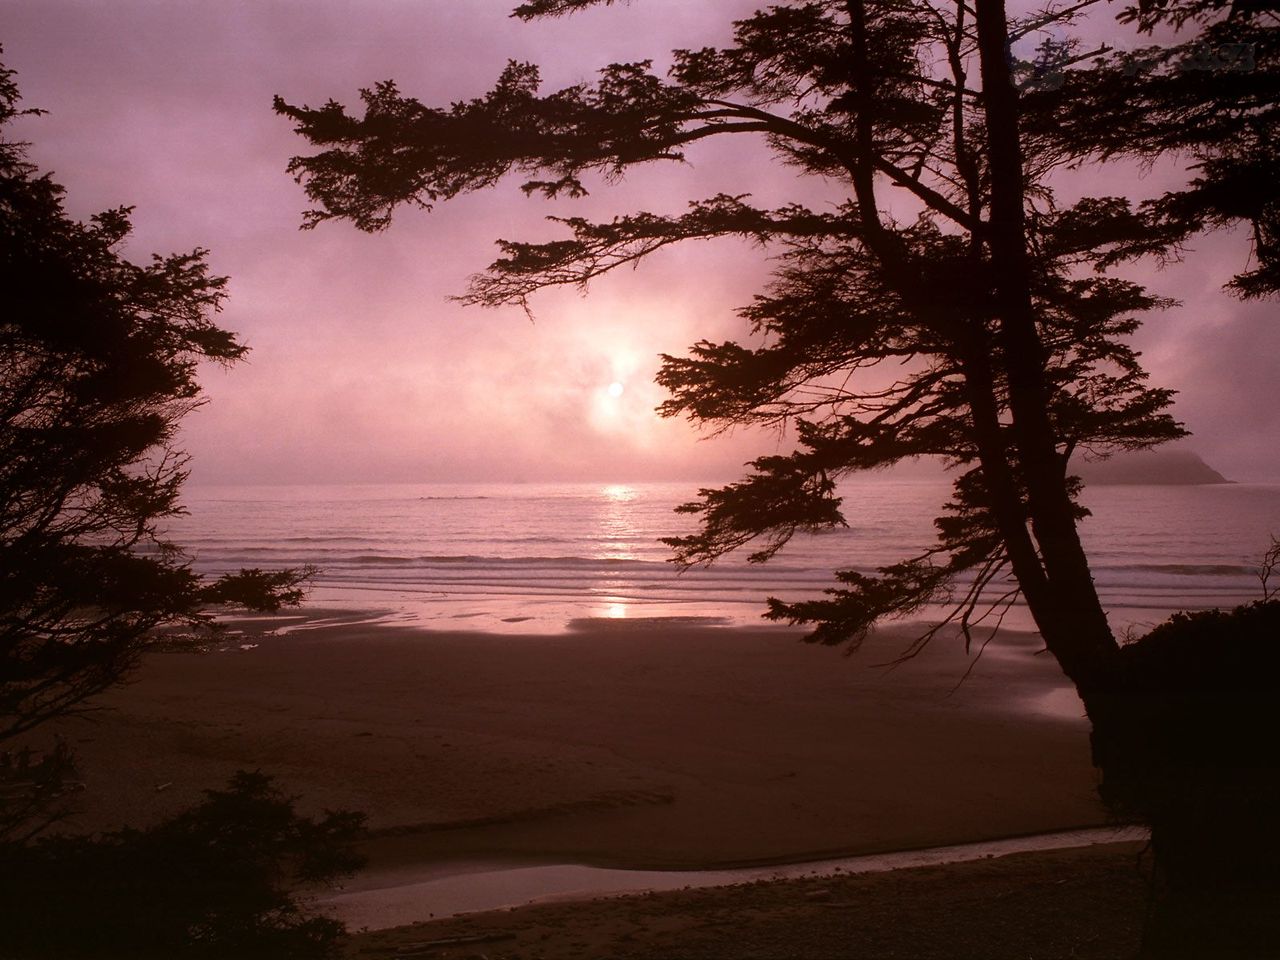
[{"left": 319, "top": 825, "right": 1148, "bottom": 931}]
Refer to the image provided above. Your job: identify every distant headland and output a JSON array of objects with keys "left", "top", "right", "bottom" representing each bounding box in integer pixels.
[{"left": 1074, "top": 450, "right": 1231, "bottom": 486}]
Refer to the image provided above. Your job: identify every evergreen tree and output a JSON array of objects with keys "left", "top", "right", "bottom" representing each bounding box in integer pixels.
[
  {"left": 274, "top": 0, "right": 1198, "bottom": 706},
  {"left": 0, "top": 58, "right": 311, "bottom": 838},
  {"left": 277, "top": 6, "right": 1277, "bottom": 948},
  {"left": 1029, "top": 0, "right": 1278, "bottom": 298}
]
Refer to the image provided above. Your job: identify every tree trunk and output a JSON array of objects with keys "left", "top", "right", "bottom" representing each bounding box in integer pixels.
[{"left": 972, "top": 0, "right": 1120, "bottom": 709}]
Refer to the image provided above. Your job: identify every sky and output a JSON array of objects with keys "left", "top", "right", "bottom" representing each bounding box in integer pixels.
[{"left": 4, "top": 0, "right": 1277, "bottom": 484}]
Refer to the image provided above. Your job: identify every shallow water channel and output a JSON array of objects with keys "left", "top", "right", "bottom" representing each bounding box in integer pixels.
[{"left": 319, "top": 825, "right": 1147, "bottom": 931}]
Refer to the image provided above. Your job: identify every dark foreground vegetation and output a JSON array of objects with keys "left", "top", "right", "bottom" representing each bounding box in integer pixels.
[
  {"left": 1094, "top": 601, "right": 1280, "bottom": 957},
  {"left": 0, "top": 772, "right": 364, "bottom": 960}
]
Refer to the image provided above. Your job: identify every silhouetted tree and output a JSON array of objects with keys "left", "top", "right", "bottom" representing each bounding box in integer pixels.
[
  {"left": 276, "top": 3, "right": 1276, "bottom": 953},
  {"left": 0, "top": 55, "right": 364, "bottom": 960},
  {"left": 275, "top": 0, "right": 1187, "bottom": 706},
  {"left": 0, "top": 58, "right": 312, "bottom": 838},
  {"left": 1027, "top": 0, "right": 1279, "bottom": 299}
]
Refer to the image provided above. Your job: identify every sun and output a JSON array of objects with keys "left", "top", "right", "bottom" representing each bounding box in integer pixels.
[{"left": 607, "top": 381, "right": 625, "bottom": 398}]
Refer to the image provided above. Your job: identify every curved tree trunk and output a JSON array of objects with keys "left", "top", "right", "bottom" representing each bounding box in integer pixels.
[{"left": 973, "top": 0, "right": 1120, "bottom": 711}]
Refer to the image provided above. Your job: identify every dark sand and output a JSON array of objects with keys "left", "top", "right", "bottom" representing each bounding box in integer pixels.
[{"left": 49, "top": 610, "right": 1105, "bottom": 875}]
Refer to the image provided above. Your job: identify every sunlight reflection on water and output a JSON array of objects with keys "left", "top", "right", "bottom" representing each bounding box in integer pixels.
[
  {"left": 599, "top": 484, "right": 640, "bottom": 561},
  {"left": 175, "top": 480, "right": 1280, "bottom": 635}
]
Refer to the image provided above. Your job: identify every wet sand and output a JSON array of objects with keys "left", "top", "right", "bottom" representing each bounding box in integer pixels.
[
  {"left": 322, "top": 826, "right": 1147, "bottom": 931},
  {"left": 48, "top": 609, "right": 1105, "bottom": 877},
  {"left": 342, "top": 840, "right": 1149, "bottom": 959}
]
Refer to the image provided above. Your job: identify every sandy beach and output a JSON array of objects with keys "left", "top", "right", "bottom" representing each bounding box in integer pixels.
[
  {"left": 48, "top": 610, "right": 1105, "bottom": 875},
  {"left": 31, "top": 608, "right": 1138, "bottom": 956}
]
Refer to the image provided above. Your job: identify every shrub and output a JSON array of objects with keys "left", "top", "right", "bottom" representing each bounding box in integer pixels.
[{"left": 0, "top": 771, "right": 365, "bottom": 959}]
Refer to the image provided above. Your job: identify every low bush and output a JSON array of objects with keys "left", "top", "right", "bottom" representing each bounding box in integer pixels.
[{"left": 0, "top": 771, "right": 365, "bottom": 959}]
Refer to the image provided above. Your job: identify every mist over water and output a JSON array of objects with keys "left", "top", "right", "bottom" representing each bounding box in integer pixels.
[{"left": 173, "top": 479, "right": 1280, "bottom": 636}]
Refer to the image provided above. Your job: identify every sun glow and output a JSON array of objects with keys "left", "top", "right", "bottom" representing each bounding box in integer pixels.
[
  {"left": 590, "top": 368, "right": 646, "bottom": 436},
  {"left": 583, "top": 344, "right": 665, "bottom": 444}
]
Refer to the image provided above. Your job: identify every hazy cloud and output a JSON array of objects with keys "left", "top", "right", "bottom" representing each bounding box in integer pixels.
[{"left": 6, "top": 0, "right": 1276, "bottom": 484}]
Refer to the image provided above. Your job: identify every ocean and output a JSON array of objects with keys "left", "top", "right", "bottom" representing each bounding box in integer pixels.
[{"left": 171, "top": 478, "right": 1280, "bottom": 637}]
